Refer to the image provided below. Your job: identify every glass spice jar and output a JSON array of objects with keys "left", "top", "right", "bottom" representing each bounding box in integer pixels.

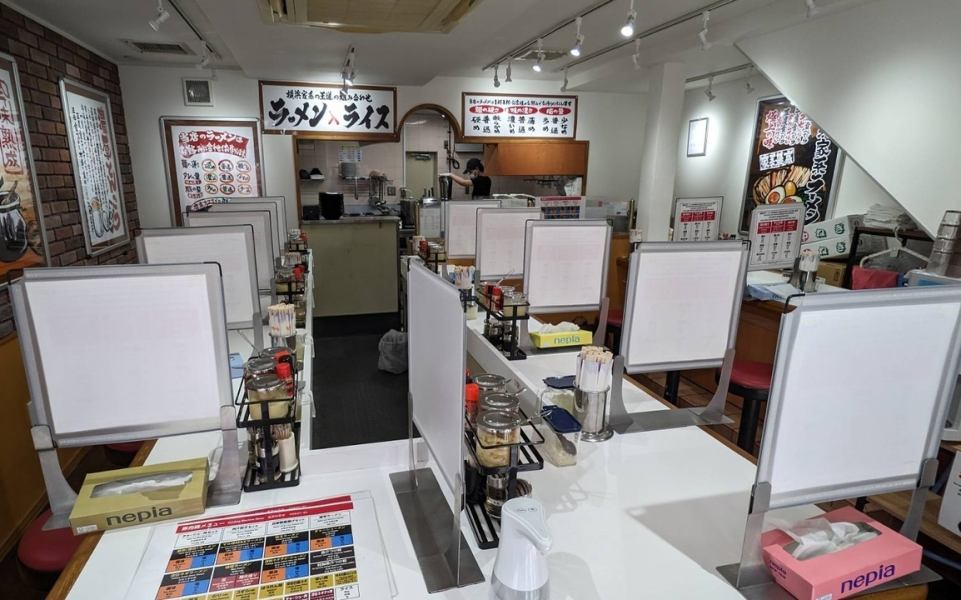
[
  {"left": 478, "top": 393, "right": 520, "bottom": 420},
  {"left": 475, "top": 411, "right": 522, "bottom": 468},
  {"left": 275, "top": 266, "right": 294, "bottom": 293},
  {"left": 244, "top": 357, "right": 276, "bottom": 381},
  {"left": 246, "top": 374, "right": 290, "bottom": 420}
]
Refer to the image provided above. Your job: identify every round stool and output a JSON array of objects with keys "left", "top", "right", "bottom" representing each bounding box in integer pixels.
[
  {"left": 105, "top": 441, "right": 143, "bottom": 466},
  {"left": 17, "top": 509, "right": 84, "bottom": 590},
  {"left": 719, "top": 360, "right": 773, "bottom": 453},
  {"left": 606, "top": 308, "right": 624, "bottom": 353}
]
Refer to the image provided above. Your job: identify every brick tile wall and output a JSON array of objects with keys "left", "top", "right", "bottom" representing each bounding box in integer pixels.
[{"left": 0, "top": 4, "right": 139, "bottom": 338}]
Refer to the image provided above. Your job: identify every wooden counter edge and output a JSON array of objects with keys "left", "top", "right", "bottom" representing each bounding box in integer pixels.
[{"left": 48, "top": 440, "right": 158, "bottom": 600}]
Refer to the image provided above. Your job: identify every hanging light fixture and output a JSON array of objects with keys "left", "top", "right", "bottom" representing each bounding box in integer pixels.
[
  {"left": 148, "top": 0, "right": 171, "bottom": 31},
  {"left": 804, "top": 0, "right": 820, "bottom": 17},
  {"left": 493, "top": 64, "right": 501, "bottom": 88},
  {"left": 570, "top": 16, "right": 585, "bottom": 57},
  {"left": 561, "top": 68, "right": 569, "bottom": 92},
  {"left": 620, "top": 0, "right": 637, "bottom": 38},
  {"left": 745, "top": 66, "right": 755, "bottom": 93},
  {"left": 505, "top": 58, "right": 513, "bottom": 83},
  {"left": 531, "top": 38, "right": 545, "bottom": 72},
  {"left": 698, "top": 11, "right": 712, "bottom": 50},
  {"left": 704, "top": 76, "right": 716, "bottom": 102},
  {"left": 196, "top": 43, "right": 211, "bottom": 69},
  {"left": 342, "top": 46, "right": 356, "bottom": 90},
  {"left": 632, "top": 38, "right": 641, "bottom": 70}
]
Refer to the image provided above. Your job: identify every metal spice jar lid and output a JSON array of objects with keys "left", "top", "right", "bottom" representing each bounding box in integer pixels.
[
  {"left": 244, "top": 357, "right": 276, "bottom": 378},
  {"left": 478, "top": 410, "right": 523, "bottom": 433},
  {"left": 479, "top": 393, "right": 519, "bottom": 414}
]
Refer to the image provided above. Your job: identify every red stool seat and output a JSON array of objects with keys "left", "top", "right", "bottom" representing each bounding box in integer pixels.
[
  {"left": 607, "top": 308, "right": 623, "bottom": 327},
  {"left": 730, "top": 360, "right": 773, "bottom": 391},
  {"left": 106, "top": 442, "right": 143, "bottom": 453},
  {"left": 17, "top": 510, "right": 83, "bottom": 573}
]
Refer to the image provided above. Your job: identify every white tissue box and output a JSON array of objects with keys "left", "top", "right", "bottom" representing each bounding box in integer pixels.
[{"left": 938, "top": 450, "right": 961, "bottom": 536}]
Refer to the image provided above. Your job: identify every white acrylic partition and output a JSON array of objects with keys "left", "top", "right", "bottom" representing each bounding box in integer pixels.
[
  {"left": 137, "top": 226, "right": 262, "bottom": 351},
  {"left": 610, "top": 241, "right": 749, "bottom": 433},
  {"left": 523, "top": 219, "right": 611, "bottom": 312},
  {"left": 418, "top": 204, "right": 442, "bottom": 239},
  {"left": 722, "top": 286, "right": 961, "bottom": 594},
  {"left": 227, "top": 196, "right": 288, "bottom": 238},
  {"left": 475, "top": 207, "right": 542, "bottom": 281},
  {"left": 208, "top": 202, "right": 282, "bottom": 259},
  {"left": 185, "top": 210, "right": 276, "bottom": 290},
  {"left": 443, "top": 200, "right": 501, "bottom": 258},
  {"left": 11, "top": 263, "right": 242, "bottom": 527}
]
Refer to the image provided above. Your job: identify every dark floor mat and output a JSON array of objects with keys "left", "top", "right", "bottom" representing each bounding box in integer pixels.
[
  {"left": 313, "top": 313, "right": 401, "bottom": 338},
  {"left": 311, "top": 331, "right": 411, "bottom": 449}
]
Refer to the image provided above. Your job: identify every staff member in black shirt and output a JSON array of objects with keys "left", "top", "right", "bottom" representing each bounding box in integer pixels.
[{"left": 449, "top": 158, "right": 492, "bottom": 198}]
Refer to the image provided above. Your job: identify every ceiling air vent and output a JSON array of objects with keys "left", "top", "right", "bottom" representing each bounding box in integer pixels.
[
  {"left": 123, "top": 40, "right": 194, "bottom": 55},
  {"left": 257, "top": 0, "right": 479, "bottom": 33}
]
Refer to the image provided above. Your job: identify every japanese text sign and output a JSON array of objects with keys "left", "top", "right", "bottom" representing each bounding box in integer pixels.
[
  {"left": 673, "top": 197, "right": 722, "bottom": 242},
  {"left": 260, "top": 81, "right": 396, "bottom": 137},
  {"left": 462, "top": 93, "right": 577, "bottom": 139}
]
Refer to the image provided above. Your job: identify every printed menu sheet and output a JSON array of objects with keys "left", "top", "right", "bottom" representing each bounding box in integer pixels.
[
  {"left": 129, "top": 494, "right": 394, "bottom": 600},
  {"left": 672, "top": 197, "right": 722, "bottom": 242},
  {"left": 748, "top": 203, "right": 804, "bottom": 271}
]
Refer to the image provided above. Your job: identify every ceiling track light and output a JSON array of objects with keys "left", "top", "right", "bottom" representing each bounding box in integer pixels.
[
  {"left": 705, "top": 76, "right": 716, "bottom": 102},
  {"left": 493, "top": 64, "right": 501, "bottom": 88},
  {"left": 196, "top": 42, "right": 211, "bottom": 69},
  {"left": 561, "top": 68, "right": 569, "bottom": 92},
  {"left": 532, "top": 38, "right": 545, "bottom": 72},
  {"left": 505, "top": 59, "right": 513, "bottom": 83},
  {"left": 620, "top": 0, "right": 637, "bottom": 38},
  {"left": 804, "top": 0, "right": 820, "bottom": 18},
  {"left": 632, "top": 38, "right": 641, "bottom": 70},
  {"left": 698, "top": 10, "right": 712, "bottom": 51},
  {"left": 745, "top": 66, "right": 755, "bottom": 93},
  {"left": 570, "top": 16, "right": 585, "bottom": 57},
  {"left": 148, "top": 0, "right": 171, "bottom": 31},
  {"left": 342, "top": 45, "right": 356, "bottom": 87}
]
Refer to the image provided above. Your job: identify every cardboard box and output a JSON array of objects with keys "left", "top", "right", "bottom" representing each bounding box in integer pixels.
[
  {"left": 802, "top": 215, "right": 864, "bottom": 244},
  {"left": 802, "top": 234, "right": 886, "bottom": 260},
  {"left": 762, "top": 506, "right": 922, "bottom": 600},
  {"left": 529, "top": 330, "right": 593, "bottom": 349},
  {"left": 938, "top": 450, "right": 961, "bottom": 536},
  {"left": 69, "top": 458, "right": 209, "bottom": 535},
  {"left": 817, "top": 260, "right": 848, "bottom": 287}
]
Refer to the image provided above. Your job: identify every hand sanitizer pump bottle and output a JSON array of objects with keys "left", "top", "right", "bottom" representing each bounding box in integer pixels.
[{"left": 492, "top": 498, "right": 552, "bottom": 600}]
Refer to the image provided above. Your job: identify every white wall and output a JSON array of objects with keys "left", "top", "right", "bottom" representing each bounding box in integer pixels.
[
  {"left": 120, "top": 66, "right": 297, "bottom": 229},
  {"left": 737, "top": 0, "right": 961, "bottom": 235},
  {"left": 120, "top": 68, "right": 646, "bottom": 229},
  {"left": 674, "top": 75, "right": 900, "bottom": 235}
]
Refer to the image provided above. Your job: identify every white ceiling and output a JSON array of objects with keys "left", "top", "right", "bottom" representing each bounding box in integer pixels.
[{"left": 6, "top": 0, "right": 849, "bottom": 91}]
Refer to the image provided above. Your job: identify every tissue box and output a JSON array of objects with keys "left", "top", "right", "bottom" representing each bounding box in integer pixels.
[
  {"left": 529, "top": 330, "right": 593, "bottom": 349},
  {"left": 761, "top": 506, "right": 922, "bottom": 600},
  {"left": 69, "top": 458, "right": 209, "bottom": 535},
  {"left": 802, "top": 215, "right": 864, "bottom": 244},
  {"left": 938, "top": 450, "right": 961, "bottom": 536}
]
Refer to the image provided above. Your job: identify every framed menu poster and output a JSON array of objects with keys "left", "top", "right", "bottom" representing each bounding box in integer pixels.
[
  {"left": 0, "top": 52, "right": 48, "bottom": 285},
  {"left": 739, "top": 96, "right": 841, "bottom": 233},
  {"left": 60, "top": 79, "right": 129, "bottom": 256},
  {"left": 462, "top": 93, "right": 577, "bottom": 140},
  {"left": 160, "top": 117, "right": 265, "bottom": 225}
]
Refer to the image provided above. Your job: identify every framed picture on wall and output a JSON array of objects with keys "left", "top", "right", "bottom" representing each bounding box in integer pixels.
[
  {"left": 160, "top": 116, "right": 265, "bottom": 224},
  {"left": 687, "top": 117, "right": 708, "bottom": 157},
  {"left": 0, "top": 52, "right": 49, "bottom": 287},
  {"left": 60, "top": 78, "right": 130, "bottom": 256},
  {"left": 183, "top": 78, "right": 214, "bottom": 107},
  {"left": 738, "top": 96, "right": 842, "bottom": 233}
]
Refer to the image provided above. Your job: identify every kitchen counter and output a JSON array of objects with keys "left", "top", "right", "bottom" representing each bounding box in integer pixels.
[{"left": 302, "top": 215, "right": 400, "bottom": 225}]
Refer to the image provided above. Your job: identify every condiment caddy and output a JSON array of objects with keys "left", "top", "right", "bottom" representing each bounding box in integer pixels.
[{"left": 476, "top": 283, "right": 530, "bottom": 361}]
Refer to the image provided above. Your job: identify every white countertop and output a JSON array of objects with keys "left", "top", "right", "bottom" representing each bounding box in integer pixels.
[{"left": 66, "top": 263, "right": 822, "bottom": 600}]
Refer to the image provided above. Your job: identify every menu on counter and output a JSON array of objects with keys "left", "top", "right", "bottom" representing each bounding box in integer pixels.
[
  {"left": 538, "top": 196, "right": 584, "bottom": 220},
  {"left": 748, "top": 203, "right": 804, "bottom": 271},
  {"left": 462, "top": 93, "right": 577, "bottom": 139},
  {"left": 129, "top": 494, "right": 395, "bottom": 600},
  {"left": 161, "top": 118, "right": 264, "bottom": 219},
  {"left": 672, "top": 197, "right": 722, "bottom": 242}
]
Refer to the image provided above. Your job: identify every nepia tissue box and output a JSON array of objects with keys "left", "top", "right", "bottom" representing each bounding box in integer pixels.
[{"left": 761, "top": 506, "right": 921, "bottom": 600}]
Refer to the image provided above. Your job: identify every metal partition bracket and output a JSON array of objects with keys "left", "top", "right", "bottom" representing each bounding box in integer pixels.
[
  {"left": 902, "top": 457, "right": 939, "bottom": 540},
  {"left": 32, "top": 425, "right": 77, "bottom": 531},
  {"left": 207, "top": 405, "right": 242, "bottom": 507},
  {"left": 595, "top": 296, "right": 610, "bottom": 346},
  {"left": 702, "top": 348, "right": 736, "bottom": 420},
  {"left": 252, "top": 312, "right": 265, "bottom": 352}
]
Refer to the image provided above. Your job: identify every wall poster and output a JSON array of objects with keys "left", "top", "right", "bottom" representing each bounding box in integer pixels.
[
  {"left": 61, "top": 79, "right": 129, "bottom": 256},
  {"left": 739, "top": 96, "right": 842, "bottom": 233},
  {"left": 259, "top": 81, "right": 396, "bottom": 138},
  {"left": 462, "top": 93, "right": 577, "bottom": 140},
  {"left": 161, "top": 117, "right": 265, "bottom": 225},
  {"left": 0, "top": 52, "right": 47, "bottom": 285}
]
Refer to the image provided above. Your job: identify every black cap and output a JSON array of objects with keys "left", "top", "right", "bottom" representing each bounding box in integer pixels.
[{"left": 464, "top": 158, "right": 484, "bottom": 174}]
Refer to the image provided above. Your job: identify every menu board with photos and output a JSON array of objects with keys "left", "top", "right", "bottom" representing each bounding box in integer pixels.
[
  {"left": 462, "top": 93, "right": 577, "bottom": 139},
  {"left": 672, "top": 197, "right": 722, "bottom": 242},
  {"left": 260, "top": 81, "right": 396, "bottom": 138},
  {"left": 748, "top": 203, "right": 805, "bottom": 271},
  {"left": 739, "top": 96, "right": 842, "bottom": 232},
  {"left": 60, "top": 79, "right": 129, "bottom": 256},
  {"left": 161, "top": 117, "right": 265, "bottom": 224},
  {"left": 0, "top": 52, "right": 47, "bottom": 283}
]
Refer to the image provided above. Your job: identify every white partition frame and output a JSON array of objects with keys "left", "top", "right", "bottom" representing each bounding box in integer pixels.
[
  {"left": 137, "top": 225, "right": 264, "bottom": 351},
  {"left": 227, "top": 196, "right": 288, "bottom": 239},
  {"left": 443, "top": 200, "right": 501, "bottom": 259},
  {"left": 475, "top": 207, "right": 542, "bottom": 281},
  {"left": 185, "top": 210, "right": 276, "bottom": 292},
  {"left": 206, "top": 203, "right": 282, "bottom": 261},
  {"left": 719, "top": 287, "right": 961, "bottom": 596},
  {"left": 523, "top": 219, "right": 611, "bottom": 313},
  {"left": 609, "top": 241, "right": 749, "bottom": 433},
  {"left": 11, "top": 263, "right": 242, "bottom": 529},
  {"left": 390, "top": 262, "right": 483, "bottom": 592}
]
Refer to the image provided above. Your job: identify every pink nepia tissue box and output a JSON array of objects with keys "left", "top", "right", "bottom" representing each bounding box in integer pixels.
[{"left": 761, "top": 506, "right": 922, "bottom": 600}]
